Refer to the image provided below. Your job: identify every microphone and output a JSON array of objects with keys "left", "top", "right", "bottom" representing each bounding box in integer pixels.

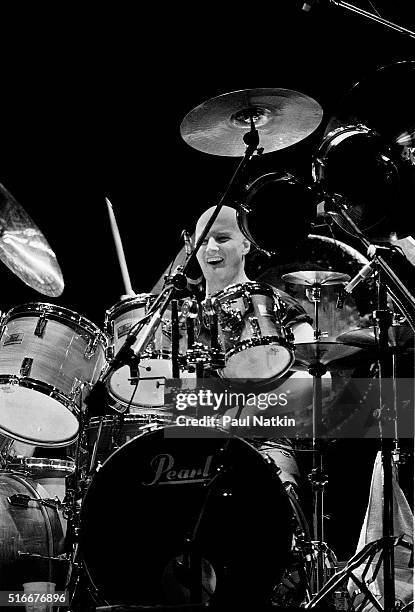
[
  {"left": 182, "top": 230, "right": 193, "bottom": 258},
  {"left": 181, "top": 229, "right": 203, "bottom": 285},
  {"left": 344, "top": 261, "right": 376, "bottom": 295}
]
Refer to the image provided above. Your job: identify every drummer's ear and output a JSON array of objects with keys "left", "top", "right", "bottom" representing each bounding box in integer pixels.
[{"left": 242, "top": 239, "right": 250, "bottom": 255}]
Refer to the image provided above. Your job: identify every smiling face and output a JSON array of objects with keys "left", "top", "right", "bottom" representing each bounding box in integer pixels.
[{"left": 195, "top": 206, "right": 251, "bottom": 295}]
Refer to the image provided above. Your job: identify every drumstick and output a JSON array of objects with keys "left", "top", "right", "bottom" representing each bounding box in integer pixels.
[{"left": 105, "top": 197, "right": 135, "bottom": 297}]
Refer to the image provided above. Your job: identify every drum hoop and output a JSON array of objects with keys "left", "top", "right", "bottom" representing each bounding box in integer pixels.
[
  {"left": 84, "top": 423, "right": 276, "bottom": 481},
  {"left": 106, "top": 383, "right": 165, "bottom": 409},
  {"left": 226, "top": 335, "right": 294, "bottom": 357},
  {"left": 8, "top": 457, "right": 76, "bottom": 476},
  {"left": 212, "top": 281, "right": 275, "bottom": 301},
  {"left": 105, "top": 294, "right": 156, "bottom": 322},
  {"left": 87, "top": 414, "right": 170, "bottom": 428},
  {"left": 2, "top": 302, "right": 107, "bottom": 346},
  {"left": 316, "top": 124, "right": 378, "bottom": 158},
  {"left": 0, "top": 375, "right": 79, "bottom": 447}
]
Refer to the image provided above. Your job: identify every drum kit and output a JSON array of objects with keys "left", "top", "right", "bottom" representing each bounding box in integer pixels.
[{"left": 0, "top": 59, "right": 414, "bottom": 611}]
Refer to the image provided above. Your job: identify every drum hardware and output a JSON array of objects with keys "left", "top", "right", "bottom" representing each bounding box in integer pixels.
[
  {"left": 184, "top": 342, "right": 225, "bottom": 377},
  {"left": 0, "top": 182, "right": 64, "bottom": 296},
  {"left": 282, "top": 271, "right": 351, "bottom": 341},
  {"left": 306, "top": 179, "right": 414, "bottom": 607},
  {"left": 8, "top": 493, "right": 63, "bottom": 510},
  {"left": 304, "top": 535, "right": 413, "bottom": 611},
  {"left": 292, "top": 340, "right": 364, "bottom": 596},
  {"left": 322, "top": 1, "right": 415, "bottom": 40}
]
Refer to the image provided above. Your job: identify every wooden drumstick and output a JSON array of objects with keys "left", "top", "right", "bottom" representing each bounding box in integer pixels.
[{"left": 105, "top": 197, "right": 135, "bottom": 298}]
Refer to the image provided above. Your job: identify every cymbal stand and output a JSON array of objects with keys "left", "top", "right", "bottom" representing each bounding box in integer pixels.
[
  {"left": 304, "top": 282, "right": 331, "bottom": 593},
  {"left": 308, "top": 195, "right": 415, "bottom": 611},
  {"left": 307, "top": 358, "right": 329, "bottom": 596},
  {"left": 306, "top": 283, "right": 325, "bottom": 340}
]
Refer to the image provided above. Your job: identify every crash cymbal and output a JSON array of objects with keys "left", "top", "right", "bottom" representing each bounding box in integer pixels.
[
  {"left": 180, "top": 88, "right": 323, "bottom": 157},
  {"left": 0, "top": 183, "right": 64, "bottom": 296},
  {"left": 314, "top": 61, "right": 415, "bottom": 241},
  {"left": 282, "top": 270, "right": 350, "bottom": 286},
  {"left": 294, "top": 341, "right": 362, "bottom": 371},
  {"left": 337, "top": 325, "right": 414, "bottom": 351}
]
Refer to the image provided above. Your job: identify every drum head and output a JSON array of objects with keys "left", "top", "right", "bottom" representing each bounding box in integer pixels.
[
  {"left": 108, "top": 359, "right": 173, "bottom": 408},
  {"left": 0, "top": 387, "right": 79, "bottom": 446},
  {"left": 80, "top": 426, "right": 293, "bottom": 606}
]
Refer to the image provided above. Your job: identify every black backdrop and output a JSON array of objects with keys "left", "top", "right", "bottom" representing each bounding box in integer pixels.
[
  {"left": 0, "top": 1, "right": 413, "bottom": 564},
  {"left": 1, "top": 1, "right": 414, "bottom": 324}
]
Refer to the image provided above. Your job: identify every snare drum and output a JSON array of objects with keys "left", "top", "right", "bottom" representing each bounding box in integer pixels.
[
  {"left": 0, "top": 303, "right": 107, "bottom": 447},
  {"left": 206, "top": 282, "right": 295, "bottom": 381},
  {"left": 105, "top": 295, "right": 195, "bottom": 410}
]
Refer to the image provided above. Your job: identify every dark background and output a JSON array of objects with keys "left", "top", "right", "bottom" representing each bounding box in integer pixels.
[{"left": 0, "top": 1, "right": 413, "bottom": 563}]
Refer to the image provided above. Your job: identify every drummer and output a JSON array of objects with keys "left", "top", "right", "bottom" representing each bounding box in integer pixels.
[{"left": 192, "top": 205, "right": 319, "bottom": 489}]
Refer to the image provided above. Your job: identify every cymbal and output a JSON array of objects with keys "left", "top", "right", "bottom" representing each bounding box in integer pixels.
[
  {"left": 257, "top": 234, "right": 373, "bottom": 341},
  {"left": 180, "top": 88, "right": 323, "bottom": 157},
  {"left": 337, "top": 325, "right": 414, "bottom": 351},
  {"left": 282, "top": 270, "right": 350, "bottom": 286},
  {"left": 0, "top": 183, "right": 64, "bottom": 296},
  {"left": 294, "top": 341, "right": 362, "bottom": 371}
]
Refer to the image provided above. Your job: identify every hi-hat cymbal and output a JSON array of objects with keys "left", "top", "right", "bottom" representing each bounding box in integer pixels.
[
  {"left": 294, "top": 341, "right": 362, "bottom": 371},
  {"left": 180, "top": 88, "right": 323, "bottom": 157},
  {"left": 282, "top": 270, "right": 350, "bottom": 286},
  {"left": 0, "top": 183, "right": 64, "bottom": 296},
  {"left": 337, "top": 325, "right": 414, "bottom": 352}
]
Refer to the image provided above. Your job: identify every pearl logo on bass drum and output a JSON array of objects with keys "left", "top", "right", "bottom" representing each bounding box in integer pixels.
[{"left": 142, "top": 453, "right": 213, "bottom": 486}]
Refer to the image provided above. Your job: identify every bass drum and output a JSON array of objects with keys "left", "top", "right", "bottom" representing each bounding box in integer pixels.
[
  {"left": 80, "top": 426, "right": 293, "bottom": 607},
  {"left": 0, "top": 472, "right": 65, "bottom": 590}
]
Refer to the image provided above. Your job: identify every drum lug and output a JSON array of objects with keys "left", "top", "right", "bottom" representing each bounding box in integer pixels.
[
  {"left": 34, "top": 313, "right": 48, "bottom": 337},
  {"left": 286, "top": 327, "right": 295, "bottom": 344},
  {"left": 218, "top": 303, "right": 243, "bottom": 337},
  {"left": 70, "top": 377, "right": 84, "bottom": 401},
  {"left": 20, "top": 357, "right": 33, "bottom": 377},
  {"left": 105, "top": 345, "right": 115, "bottom": 362},
  {"left": 248, "top": 316, "right": 261, "bottom": 338},
  {"left": 85, "top": 333, "right": 99, "bottom": 359},
  {"left": 242, "top": 292, "right": 253, "bottom": 313}
]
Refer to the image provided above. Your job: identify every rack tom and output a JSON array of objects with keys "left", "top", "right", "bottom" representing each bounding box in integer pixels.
[
  {"left": 206, "top": 282, "right": 295, "bottom": 382},
  {"left": 0, "top": 303, "right": 107, "bottom": 447},
  {"left": 105, "top": 295, "right": 195, "bottom": 410}
]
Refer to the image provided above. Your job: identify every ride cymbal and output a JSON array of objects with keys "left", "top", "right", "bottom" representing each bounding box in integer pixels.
[
  {"left": 0, "top": 183, "right": 64, "bottom": 296},
  {"left": 180, "top": 88, "right": 323, "bottom": 156}
]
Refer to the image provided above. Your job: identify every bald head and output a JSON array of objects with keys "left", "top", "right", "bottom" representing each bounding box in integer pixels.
[
  {"left": 195, "top": 206, "right": 240, "bottom": 242},
  {"left": 195, "top": 205, "right": 250, "bottom": 295}
]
